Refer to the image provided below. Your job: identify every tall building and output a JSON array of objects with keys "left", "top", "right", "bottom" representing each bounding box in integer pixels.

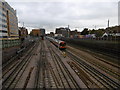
[
  {"left": 0, "top": 0, "right": 20, "bottom": 49},
  {"left": 0, "top": 0, "right": 19, "bottom": 39}
]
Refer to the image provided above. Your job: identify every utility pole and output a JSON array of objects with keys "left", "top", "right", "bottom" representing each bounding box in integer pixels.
[
  {"left": 108, "top": 19, "right": 109, "bottom": 28},
  {"left": 68, "top": 25, "right": 70, "bottom": 38},
  {"left": 68, "top": 25, "right": 69, "bottom": 29},
  {"left": 95, "top": 25, "right": 96, "bottom": 30},
  {"left": 23, "top": 22, "right": 24, "bottom": 27},
  {"left": 107, "top": 19, "right": 110, "bottom": 40}
]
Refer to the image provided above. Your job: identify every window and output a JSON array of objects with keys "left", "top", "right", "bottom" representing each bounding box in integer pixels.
[
  {"left": 0, "top": 30, "right": 7, "bottom": 33},
  {"left": 2, "top": 2, "right": 4, "bottom": 5}
]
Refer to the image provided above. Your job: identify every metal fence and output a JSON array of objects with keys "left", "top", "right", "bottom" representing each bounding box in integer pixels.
[{"left": 69, "top": 36, "right": 120, "bottom": 41}]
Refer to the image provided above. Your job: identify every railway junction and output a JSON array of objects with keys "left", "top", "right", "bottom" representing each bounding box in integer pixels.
[{"left": 1, "top": 38, "right": 120, "bottom": 89}]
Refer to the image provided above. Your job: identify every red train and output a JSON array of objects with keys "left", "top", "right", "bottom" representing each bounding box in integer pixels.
[{"left": 47, "top": 37, "right": 66, "bottom": 50}]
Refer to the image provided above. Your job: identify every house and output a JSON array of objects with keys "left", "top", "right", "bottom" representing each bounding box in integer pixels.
[{"left": 102, "top": 32, "right": 108, "bottom": 37}]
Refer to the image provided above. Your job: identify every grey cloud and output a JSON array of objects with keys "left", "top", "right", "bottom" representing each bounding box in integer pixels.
[{"left": 5, "top": 1, "right": 118, "bottom": 32}]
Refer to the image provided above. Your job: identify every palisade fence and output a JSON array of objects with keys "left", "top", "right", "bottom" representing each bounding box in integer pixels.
[
  {"left": 90, "top": 37, "right": 120, "bottom": 41},
  {"left": 1, "top": 39, "right": 21, "bottom": 49},
  {"left": 62, "top": 37, "right": 120, "bottom": 60},
  {"left": 72, "top": 36, "right": 120, "bottom": 41}
]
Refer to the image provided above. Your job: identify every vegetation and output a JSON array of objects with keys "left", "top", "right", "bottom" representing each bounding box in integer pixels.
[
  {"left": 81, "top": 28, "right": 89, "bottom": 35},
  {"left": 81, "top": 25, "right": 120, "bottom": 37}
]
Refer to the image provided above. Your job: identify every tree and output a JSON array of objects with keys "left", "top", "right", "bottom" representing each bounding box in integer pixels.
[
  {"left": 81, "top": 28, "right": 89, "bottom": 35},
  {"left": 90, "top": 29, "right": 96, "bottom": 34},
  {"left": 95, "top": 29, "right": 104, "bottom": 37}
]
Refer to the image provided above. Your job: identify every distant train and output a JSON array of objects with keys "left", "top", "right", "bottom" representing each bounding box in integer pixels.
[
  {"left": 46, "top": 36, "right": 66, "bottom": 50},
  {"left": 41, "top": 35, "right": 44, "bottom": 40}
]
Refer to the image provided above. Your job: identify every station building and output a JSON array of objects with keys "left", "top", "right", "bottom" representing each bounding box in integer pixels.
[{"left": 0, "top": 0, "right": 20, "bottom": 49}]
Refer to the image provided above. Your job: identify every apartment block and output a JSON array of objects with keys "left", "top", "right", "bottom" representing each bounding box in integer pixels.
[
  {"left": 0, "top": 1, "right": 20, "bottom": 49},
  {"left": 0, "top": 0, "right": 19, "bottom": 39}
]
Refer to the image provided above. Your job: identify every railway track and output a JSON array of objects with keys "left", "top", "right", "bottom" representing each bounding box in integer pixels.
[
  {"left": 87, "top": 57, "right": 120, "bottom": 81},
  {"left": 67, "top": 46, "right": 120, "bottom": 83},
  {"left": 2, "top": 42, "right": 39, "bottom": 89},
  {"left": 35, "top": 41, "right": 54, "bottom": 89},
  {"left": 2, "top": 42, "right": 35, "bottom": 71},
  {"left": 35, "top": 40, "right": 80, "bottom": 89},
  {"left": 2, "top": 54, "right": 19, "bottom": 72},
  {"left": 47, "top": 41, "right": 80, "bottom": 89},
  {"left": 67, "top": 61, "right": 99, "bottom": 88},
  {"left": 66, "top": 50, "right": 120, "bottom": 89},
  {"left": 2, "top": 42, "right": 36, "bottom": 83}
]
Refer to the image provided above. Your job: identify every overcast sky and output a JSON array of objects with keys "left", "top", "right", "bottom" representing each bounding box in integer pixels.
[{"left": 5, "top": 0, "right": 119, "bottom": 33}]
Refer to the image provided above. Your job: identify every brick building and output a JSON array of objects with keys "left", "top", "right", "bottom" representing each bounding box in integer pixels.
[{"left": 30, "top": 29, "right": 41, "bottom": 37}]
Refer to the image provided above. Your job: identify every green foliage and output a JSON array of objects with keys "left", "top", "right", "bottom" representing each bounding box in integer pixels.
[
  {"left": 81, "top": 28, "right": 89, "bottom": 35},
  {"left": 95, "top": 30, "right": 105, "bottom": 37},
  {"left": 89, "top": 29, "right": 95, "bottom": 34},
  {"left": 81, "top": 25, "right": 120, "bottom": 37}
]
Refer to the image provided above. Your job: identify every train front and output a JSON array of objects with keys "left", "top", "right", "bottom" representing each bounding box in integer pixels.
[{"left": 59, "top": 41, "right": 66, "bottom": 51}]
